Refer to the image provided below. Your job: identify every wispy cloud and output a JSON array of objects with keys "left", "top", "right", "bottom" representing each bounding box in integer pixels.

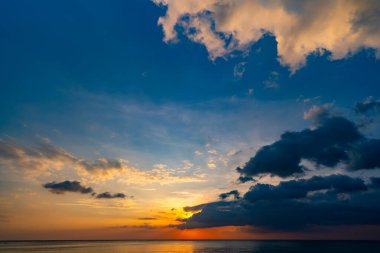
[{"left": 0, "top": 138, "right": 206, "bottom": 185}]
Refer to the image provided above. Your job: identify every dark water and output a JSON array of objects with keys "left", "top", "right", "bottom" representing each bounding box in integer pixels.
[{"left": 0, "top": 241, "right": 378, "bottom": 253}]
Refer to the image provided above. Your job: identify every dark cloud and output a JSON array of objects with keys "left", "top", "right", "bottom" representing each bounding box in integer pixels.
[
  {"left": 370, "top": 177, "right": 380, "bottom": 189},
  {"left": 43, "top": 181, "right": 130, "bottom": 200},
  {"left": 354, "top": 97, "right": 380, "bottom": 114},
  {"left": 183, "top": 203, "right": 208, "bottom": 212},
  {"left": 237, "top": 115, "right": 362, "bottom": 179},
  {"left": 237, "top": 107, "right": 380, "bottom": 180},
  {"left": 347, "top": 139, "right": 380, "bottom": 171},
  {"left": 219, "top": 190, "right": 240, "bottom": 200},
  {"left": 43, "top": 181, "right": 94, "bottom": 194},
  {"left": 138, "top": 217, "right": 158, "bottom": 220},
  {"left": 178, "top": 107, "right": 380, "bottom": 232},
  {"left": 244, "top": 175, "right": 367, "bottom": 202},
  {"left": 178, "top": 175, "right": 380, "bottom": 230},
  {"left": 96, "top": 192, "right": 127, "bottom": 199}
]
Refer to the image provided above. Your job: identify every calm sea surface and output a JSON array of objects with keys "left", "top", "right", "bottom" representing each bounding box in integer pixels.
[{"left": 0, "top": 241, "right": 378, "bottom": 253}]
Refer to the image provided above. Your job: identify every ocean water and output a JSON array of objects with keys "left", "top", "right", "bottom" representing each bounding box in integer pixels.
[{"left": 0, "top": 240, "right": 378, "bottom": 253}]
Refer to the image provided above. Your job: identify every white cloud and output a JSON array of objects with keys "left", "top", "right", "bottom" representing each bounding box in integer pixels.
[{"left": 154, "top": 0, "right": 380, "bottom": 71}]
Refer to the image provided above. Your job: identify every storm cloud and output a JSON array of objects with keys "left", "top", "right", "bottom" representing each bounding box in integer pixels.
[
  {"left": 237, "top": 110, "right": 380, "bottom": 180},
  {"left": 43, "top": 181, "right": 94, "bottom": 194},
  {"left": 179, "top": 175, "right": 380, "bottom": 230}
]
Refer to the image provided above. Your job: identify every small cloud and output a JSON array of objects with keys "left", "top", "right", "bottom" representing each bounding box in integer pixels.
[
  {"left": 96, "top": 192, "right": 128, "bottom": 199},
  {"left": 138, "top": 217, "right": 158, "bottom": 220},
  {"left": 182, "top": 160, "right": 194, "bottom": 170},
  {"left": 297, "top": 95, "right": 322, "bottom": 103},
  {"left": 233, "top": 62, "right": 247, "bottom": 79},
  {"left": 194, "top": 150, "right": 203, "bottom": 156},
  {"left": 303, "top": 103, "right": 333, "bottom": 125},
  {"left": 116, "top": 223, "right": 159, "bottom": 230},
  {"left": 207, "top": 159, "right": 217, "bottom": 169},
  {"left": 263, "top": 71, "right": 280, "bottom": 89},
  {"left": 43, "top": 181, "right": 94, "bottom": 195},
  {"left": 207, "top": 149, "right": 218, "bottom": 155},
  {"left": 354, "top": 97, "right": 380, "bottom": 114},
  {"left": 219, "top": 190, "right": 240, "bottom": 200}
]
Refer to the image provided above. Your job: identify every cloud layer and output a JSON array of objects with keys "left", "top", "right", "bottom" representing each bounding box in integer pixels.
[
  {"left": 176, "top": 106, "right": 380, "bottom": 231},
  {"left": 154, "top": 0, "right": 380, "bottom": 71},
  {"left": 179, "top": 174, "right": 380, "bottom": 230}
]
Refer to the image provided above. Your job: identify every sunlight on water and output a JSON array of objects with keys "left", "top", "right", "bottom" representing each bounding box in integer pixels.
[{"left": 0, "top": 240, "right": 378, "bottom": 253}]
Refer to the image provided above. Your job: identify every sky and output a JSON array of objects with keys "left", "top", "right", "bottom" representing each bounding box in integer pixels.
[{"left": 1, "top": 0, "right": 380, "bottom": 240}]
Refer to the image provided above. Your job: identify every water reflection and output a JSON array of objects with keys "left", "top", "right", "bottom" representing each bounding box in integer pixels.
[{"left": 0, "top": 240, "right": 378, "bottom": 253}]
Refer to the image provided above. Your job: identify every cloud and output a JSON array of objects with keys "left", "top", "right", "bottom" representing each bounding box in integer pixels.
[
  {"left": 96, "top": 192, "right": 128, "bottom": 199},
  {"left": 233, "top": 62, "right": 247, "bottom": 79},
  {"left": 77, "top": 158, "right": 128, "bottom": 180},
  {"left": 354, "top": 97, "right": 380, "bottom": 114},
  {"left": 138, "top": 217, "right": 158, "bottom": 220},
  {"left": 244, "top": 175, "right": 367, "bottom": 202},
  {"left": 347, "top": 139, "right": 380, "bottom": 171},
  {"left": 78, "top": 159, "right": 205, "bottom": 184},
  {"left": 237, "top": 114, "right": 363, "bottom": 179},
  {"left": 43, "top": 180, "right": 94, "bottom": 194},
  {"left": 0, "top": 138, "right": 76, "bottom": 177},
  {"left": 154, "top": 0, "right": 380, "bottom": 71},
  {"left": 219, "top": 190, "right": 240, "bottom": 200},
  {"left": 177, "top": 175, "right": 380, "bottom": 230},
  {"left": 43, "top": 181, "right": 130, "bottom": 200},
  {"left": 237, "top": 106, "right": 380, "bottom": 180},
  {"left": 0, "top": 138, "right": 205, "bottom": 184},
  {"left": 303, "top": 103, "right": 333, "bottom": 125},
  {"left": 263, "top": 71, "right": 280, "bottom": 89},
  {"left": 183, "top": 203, "right": 208, "bottom": 213}
]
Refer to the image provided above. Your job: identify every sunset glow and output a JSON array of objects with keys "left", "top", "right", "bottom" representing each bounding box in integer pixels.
[{"left": 1, "top": 0, "right": 380, "bottom": 241}]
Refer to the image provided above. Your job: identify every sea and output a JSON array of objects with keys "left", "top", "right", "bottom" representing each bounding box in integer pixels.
[{"left": 0, "top": 240, "right": 378, "bottom": 253}]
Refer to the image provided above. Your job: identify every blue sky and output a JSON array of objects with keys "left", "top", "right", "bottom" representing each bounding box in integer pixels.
[
  {"left": 2, "top": 0, "right": 379, "bottom": 160},
  {"left": 1, "top": 0, "right": 380, "bottom": 240}
]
